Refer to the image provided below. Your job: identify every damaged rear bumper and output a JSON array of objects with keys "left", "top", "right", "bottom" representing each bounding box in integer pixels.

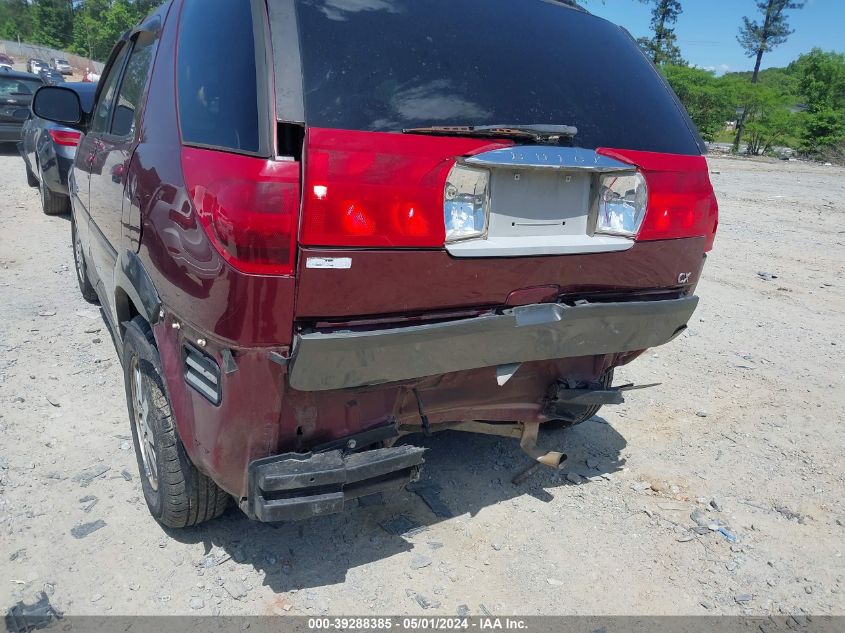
[
  {"left": 247, "top": 445, "right": 425, "bottom": 522},
  {"left": 289, "top": 296, "right": 698, "bottom": 391}
]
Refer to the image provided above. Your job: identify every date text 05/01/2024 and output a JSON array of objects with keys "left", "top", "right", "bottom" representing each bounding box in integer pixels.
[{"left": 307, "top": 617, "right": 529, "bottom": 630}]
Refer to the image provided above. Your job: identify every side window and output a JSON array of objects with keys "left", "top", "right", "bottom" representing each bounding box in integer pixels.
[
  {"left": 90, "top": 45, "right": 130, "bottom": 134},
  {"left": 112, "top": 33, "right": 157, "bottom": 138},
  {"left": 177, "top": 0, "right": 260, "bottom": 153}
]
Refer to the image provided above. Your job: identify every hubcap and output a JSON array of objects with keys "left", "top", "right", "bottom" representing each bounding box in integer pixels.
[
  {"left": 130, "top": 357, "right": 158, "bottom": 491},
  {"left": 74, "top": 230, "right": 85, "bottom": 284}
]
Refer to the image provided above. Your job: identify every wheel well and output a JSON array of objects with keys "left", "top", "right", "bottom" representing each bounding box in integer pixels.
[{"left": 115, "top": 286, "right": 143, "bottom": 341}]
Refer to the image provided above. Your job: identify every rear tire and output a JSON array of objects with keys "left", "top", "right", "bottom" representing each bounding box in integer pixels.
[
  {"left": 72, "top": 218, "right": 99, "bottom": 304},
  {"left": 38, "top": 162, "right": 69, "bottom": 215},
  {"left": 543, "top": 369, "right": 615, "bottom": 430},
  {"left": 123, "top": 316, "right": 230, "bottom": 528}
]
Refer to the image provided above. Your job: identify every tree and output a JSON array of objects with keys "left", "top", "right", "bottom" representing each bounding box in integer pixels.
[
  {"left": 795, "top": 49, "right": 845, "bottom": 113},
  {"left": 0, "top": 0, "right": 34, "bottom": 41},
  {"left": 71, "top": 0, "right": 149, "bottom": 62},
  {"left": 30, "top": 0, "right": 74, "bottom": 49},
  {"left": 661, "top": 65, "right": 733, "bottom": 141},
  {"left": 732, "top": 0, "right": 805, "bottom": 151},
  {"left": 800, "top": 109, "right": 845, "bottom": 156},
  {"left": 636, "top": 0, "right": 685, "bottom": 66},
  {"left": 0, "top": 0, "right": 157, "bottom": 62},
  {"left": 793, "top": 49, "right": 845, "bottom": 156},
  {"left": 741, "top": 86, "right": 796, "bottom": 155}
]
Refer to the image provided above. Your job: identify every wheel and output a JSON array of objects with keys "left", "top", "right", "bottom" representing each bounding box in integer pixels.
[
  {"left": 543, "top": 369, "right": 615, "bottom": 430},
  {"left": 25, "top": 160, "right": 38, "bottom": 187},
  {"left": 123, "top": 316, "right": 230, "bottom": 527},
  {"left": 71, "top": 218, "right": 99, "bottom": 304},
  {"left": 37, "top": 161, "right": 69, "bottom": 215}
]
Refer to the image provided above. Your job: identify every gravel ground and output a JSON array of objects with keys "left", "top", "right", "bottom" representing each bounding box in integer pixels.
[{"left": 0, "top": 149, "right": 843, "bottom": 617}]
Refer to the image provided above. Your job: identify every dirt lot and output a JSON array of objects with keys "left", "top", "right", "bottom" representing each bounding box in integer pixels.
[{"left": 0, "top": 150, "right": 843, "bottom": 617}]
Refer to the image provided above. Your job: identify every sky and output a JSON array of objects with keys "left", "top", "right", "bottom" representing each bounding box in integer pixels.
[{"left": 583, "top": 0, "right": 844, "bottom": 75}]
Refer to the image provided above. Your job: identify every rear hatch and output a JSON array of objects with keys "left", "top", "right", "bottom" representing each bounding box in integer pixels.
[{"left": 281, "top": 0, "right": 717, "bottom": 321}]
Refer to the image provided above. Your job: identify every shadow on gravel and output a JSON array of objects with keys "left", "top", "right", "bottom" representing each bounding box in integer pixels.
[
  {"left": 164, "top": 417, "right": 626, "bottom": 595},
  {"left": 1, "top": 141, "right": 71, "bottom": 223}
]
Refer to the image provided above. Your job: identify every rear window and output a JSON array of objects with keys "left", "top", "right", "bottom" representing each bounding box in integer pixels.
[
  {"left": 292, "top": 0, "right": 701, "bottom": 155},
  {"left": 177, "top": 0, "right": 261, "bottom": 153},
  {"left": 0, "top": 77, "right": 42, "bottom": 97}
]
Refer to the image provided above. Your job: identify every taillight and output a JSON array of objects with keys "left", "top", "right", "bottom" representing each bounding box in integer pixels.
[
  {"left": 597, "top": 148, "right": 718, "bottom": 251},
  {"left": 303, "top": 173, "right": 446, "bottom": 248},
  {"left": 181, "top": 147, "right": 299, "bottom": 275},
  {"left": 300, "top": 128, "right": 509, "bottom": 248},
  {"left": 49, "top": 129, "right": 81, "bottom": 147}
]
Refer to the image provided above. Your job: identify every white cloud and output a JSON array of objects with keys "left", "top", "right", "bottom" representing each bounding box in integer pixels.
[{"left": 697, "top": 63, "right": 732, "bottom": 75}]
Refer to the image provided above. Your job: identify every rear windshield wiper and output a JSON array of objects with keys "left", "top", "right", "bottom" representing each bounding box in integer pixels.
[{"left": 402, "top": 124, "right": 578, "bottom": 143}]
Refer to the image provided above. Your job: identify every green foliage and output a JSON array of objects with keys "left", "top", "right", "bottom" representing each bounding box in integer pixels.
[
  {"left": 661, "top": 65, "right": 733, "bottom": 141},
  {"left": 790, "top": 49, "right": 845, "bottom": 155},
  {"left": 799, "top": 109, "right": 845, "bottom": 154},
  {"left": 637, "top": 0, "right": 685, "bottom": 66},
  {"left": 0, "top": 0, "right": 158, "bottom": 62},
  {"left": 0, "top": 0, "right": 33, "bottom": 41},
  {"left": 72, "top": 0, "right": 147, "bottom": 62},
  {"left": 793, "top": 49, "right": 845, "bottom": 113},
  {"left": 740, "top": 85, "right": 798, "bottom": 155},
  {"left": 30, "top": 0, "right": 73, "bottom": 50},
  {"left": 733, "top": 1, "right": 804, "bottom": 151}
]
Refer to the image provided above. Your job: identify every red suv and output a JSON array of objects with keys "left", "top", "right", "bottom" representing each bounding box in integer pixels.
[{"left": 32, "top": 0, "right": 717, "bottom": 527}]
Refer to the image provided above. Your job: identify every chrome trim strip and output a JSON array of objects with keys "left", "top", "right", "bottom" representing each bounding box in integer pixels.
[
  {"left": 464, "top": 146, "right": 632, "bottom": 172},
  {"left": 445, "top": 234, "right": 633, "bottom": 257}
]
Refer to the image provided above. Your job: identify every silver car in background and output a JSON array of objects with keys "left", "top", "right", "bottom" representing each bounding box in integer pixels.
[{"left": 51, "top": 57, "right": 73, "bottom": 75}]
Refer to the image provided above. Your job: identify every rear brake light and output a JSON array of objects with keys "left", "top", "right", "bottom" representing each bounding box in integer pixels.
[
  {"left": 49, "top": 129, "right": 81, "bottom": 147},
  {"left": 300, "top": 128, "right": 513, "bottom": 248},
  {"left": 181, "top": 147, "right": 299, "bottom": 275},
  {"left": 597, "top": 148, "right": 718, "bottom": 251},
  {"left": 303, "top": 172, "right": 446, "bottom": 248}
]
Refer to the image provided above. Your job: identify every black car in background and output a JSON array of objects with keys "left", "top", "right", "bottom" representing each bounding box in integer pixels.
[
  {"left": 19, "top": 82, "right": 96, "bottom": 215},
  {"left": 39, "top": 68, "right": 66, "bottom": 85},
  {"left": 0, "top": 70, "right": 43, "bottom": 143}
]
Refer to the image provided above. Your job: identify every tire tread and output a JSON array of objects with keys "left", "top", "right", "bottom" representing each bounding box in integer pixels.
[{"left": 124, "top": 316, "right": 229, "bottom": 528}]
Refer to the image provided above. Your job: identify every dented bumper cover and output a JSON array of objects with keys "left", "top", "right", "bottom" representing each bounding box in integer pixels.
[{"left": 289, "top": 296, "right": 698, "bottom": 391}]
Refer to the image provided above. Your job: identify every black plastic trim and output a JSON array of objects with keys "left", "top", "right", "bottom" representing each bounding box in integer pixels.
[
  {"left": 115, "top": 250, "right": 162, "bottom": 326},
  {"left": 248, "top": 445, "right": 425, "bottom": 522},
  {"left": 266, "top": 0, "right": 305, "bottom": 123},
  {"left": 182, "top": 342, "right": 222, "bottom": 405}
]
